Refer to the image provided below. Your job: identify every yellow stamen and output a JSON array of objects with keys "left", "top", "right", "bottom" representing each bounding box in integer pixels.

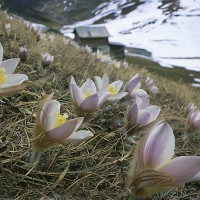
[
  {"left": 54, "top": 112, "right": 67, "bottom": 128},
  {"left": 83, "top": 89, "right": 91, "bottom": 98},
  {"left": 107, "top": 84, "right": 116, "bottom": 96},
  {"left": 0, "top": 67, "right": 6, "bottom": 85}
]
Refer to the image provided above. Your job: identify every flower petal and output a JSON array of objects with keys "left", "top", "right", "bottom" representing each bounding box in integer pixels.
[
  {"left": 112, "top": 80, "right": 123, "bottom": 93},
  {"left": 159, "top": 156, "right": 200, "bottom": 183},
  {"left": 128, "top": 103, "right": 138, "bottom": 124},
  {"left": 108, "top": 92, "right": 127, "bottom": 101},
  {"left": 81, "top": 78, "right": 97, "bottom": 94},
  {"left": 1, "top": 58, "right": 20, "bottom": 74},
  {"left": 80, "top": 94, "right": 99, "bottom": 112},
  {"left": 40, "top": 100, "right": 60, "bottom": 131},
  {"left": 130, "top": 89, "right": 147, "bottom": 99},
  {"left": 126, "top": 73, "right": 140, "bottom": 93},
  {"left": 140, "top": 122, "right": 175, "bottom": 168},
  {"left": 0, "top": 74, "right": 28, "bottom": 89},
  {"left": 102, "top": 73, "right": 109, "bottom": 86},
  {"left": 74, "top": 117, "right": 84, "bottom": 132},
  {"left": 137, "top": 110, "right": 152, "bottom": 126},
  {"left": 46, "top": 118, "right": 79, "bottom": 142},
  {"left": 94, "top": 76, "right": 103, "bottom": 90},
  {"left": 66, "top": 130, "right": 94, "bottom": 142},
  {"left": 98, "top": 92, "right": 110, "bottom": 107},
  {"left": 70, "top": 84, "right": 84, "bottom": 106}
]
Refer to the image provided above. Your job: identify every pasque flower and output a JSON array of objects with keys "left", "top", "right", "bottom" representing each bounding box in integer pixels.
[
  {"left": 70, "top": 76, "right": 110, "bottom": 116},
  {"left": 125, "top": 73, "right": 147, "bottom": 99},
  {"left": 145, "top": 76, "right": 159, "bottom": 94},
  {"left": 32, "top": 93, "right": 93, "bottom": 163},
  {"left": 19, "top": 47, "right": 27, "bottom": 62},
  {"left": 127, "top": 95, "right": 160, "bottom": 131},
  {"left": 186, "top": 109, "right": 200, "bottom": 133},
  {"left": 94, "top": 73, "right": 127, "bottom": 101},
  {"left": 0, "top": 43, "right": 29, "bottom": 97},
  {"left": 127, "top": 121, "right": 200, "bottom": 198},
  {"left": 41, "top": 52, "right": 54, "bottom": 67}
]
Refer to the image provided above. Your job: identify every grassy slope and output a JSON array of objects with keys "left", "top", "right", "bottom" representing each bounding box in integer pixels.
[{"left": 0, "top": 11, "right": 200, "bottom": 200}]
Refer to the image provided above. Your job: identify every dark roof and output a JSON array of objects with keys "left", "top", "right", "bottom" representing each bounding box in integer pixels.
[{"left": 74, "top": 26, "right": 110, "bottom": 38}]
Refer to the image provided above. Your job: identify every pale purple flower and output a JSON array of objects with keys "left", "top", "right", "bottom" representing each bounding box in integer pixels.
[
  {"left": 145, "top": 76, "right": 159, "bottom": 94},
  {"left": 41, "top": 53, "right": 54, "bottom": 67},
  {"left": 94, "top": 73, "right": 127, "bottom": 101},
  {"left": 70, "top": 76, "right": 111, "bottom": 115},
  {"left": 19, "top": 47, "right": 27, "bottom": 62},
  {"left": 33, "top": 93, "right": 93, "bottom": 152},
  {"left": 0, "top": 43, "right": 29, "bottom": 97},
  {"left": 81, "top": 45, "right": 92, "bottom": 54},
  {"left": 127, "top": 95, "right": 160, "bottom": 128},
  {"left": 186, "top": 109, "right": 200, "bottom": 133},
  {"left": 95, "top": 50, "right": 112, "bottom": 64},
  {"left": 128, "top": 121, "right": 200, "bottom": 198},
  {"left": 125, "top": 73, "right": 147, "bottom": 99},
  {"left": 122, "top": 61, "right": 129, "bottom": 69}
]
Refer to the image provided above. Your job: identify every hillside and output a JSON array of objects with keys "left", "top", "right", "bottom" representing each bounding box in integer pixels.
[{"left": 0, "top": 11, "right": 200, "bottom": 200}]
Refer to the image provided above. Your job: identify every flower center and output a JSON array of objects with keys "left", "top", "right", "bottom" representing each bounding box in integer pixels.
[
  {"left": 0, "top": 67, "right": 6, "bottom": 85},
  {"left": 83, "top": 89, "right": 91, "bottom": 98},
  {"left": 107, "top": 84, "right": 116, "bottom": 96},
  {"left": 54, "top": 112, "right": 67, "bottom": 128}
]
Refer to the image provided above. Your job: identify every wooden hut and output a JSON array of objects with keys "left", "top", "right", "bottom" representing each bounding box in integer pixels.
[
  {"left": 74, "top": 26, "right": 110, "bottom": 53},
  {"left": 109, "top": 41, "right": 125, "bottom": 60}
]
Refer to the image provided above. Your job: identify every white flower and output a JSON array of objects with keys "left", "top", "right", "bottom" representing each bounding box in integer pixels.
[
  {"left": 41, "top": 53, "right": 54, "bottom": 67},
  {"left": 94, "top": 73, "right": 127, "bottom": 101},
  {"left": 0, "top": 43, "right": 29, "bottom": 96}
]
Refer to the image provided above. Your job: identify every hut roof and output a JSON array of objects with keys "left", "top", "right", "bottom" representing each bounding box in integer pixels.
[{"left": 74, "top": 26, "right": 110, "bottom": 39}]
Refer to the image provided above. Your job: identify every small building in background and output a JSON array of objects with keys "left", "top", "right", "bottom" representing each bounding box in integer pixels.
[
  {"left": 74, "top": 26, "right": 110, "bottom": 53},
  {"left": 109, "top": 41, "right": 125, "bottom": 60}
]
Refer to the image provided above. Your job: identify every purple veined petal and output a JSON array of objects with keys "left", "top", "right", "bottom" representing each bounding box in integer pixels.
[
  {"left": 126, "top": 73, "right": 140, "bottom": 93},
  {"left": 0, "top": 74, "right": 28, "bottom": 89},
  {"left": 94, "top": 75, "right": 103, "bottom": 90},
  {"left": 130, "top": 89, "right": 147, "bottom": 99},
  {"left": 40, "top": 100, "right": 60, "bottom": 131},
  {"left": 137, "top": 110, "right": 152, "bottom": 126},
  {"left": 1, "top": 58, "right": 20, "bottom": 74},
  {"left": 128, "top": 103, "right": 138, "bottom": 124},
  {"left": 66, "top": 130, "right": 94, "bottom": 142},
  {"left": 74, "top": 117, "right": 84, "bottom": 132},
  {"left": 102, "top": 73, "right": 109, "bottom": 86},
  {"left": 80, "top": 94, "right": 99, "bottom": 112},
  {"left": 143, "top": 105, "right": 161, "bottom": 122},
  {"left": 71, "top": 84, "right": 84, "bottom": 106},
  {"left": 46, "top": 118, "right": 79, "bottom": 142},
  {"left": 141, "top": 122, "right": 175, "bottom": 169},
  {"left": 98, "top": 92, "right": 110, "bottom": 107},
  {"left": 135, "top": 95, "right": 150, "bottom": 109},
  {"left": 191, "top": 111, "right": 200, "bottom": 123},
  {"left": 158, "top": 156, "right": 200, "bottom": 184},
  {"left": 81, "top": 78, "right": 97, "bottom": 94},
  {"left": 70, "top": 76, "right": 77, "bottom": 102},
  {"left": 112, "top": 80, "right": 123, "bottom": 93},
  {"left": 190, "top": 171, "right": 200, "bottom": 181},
  {"left": 108, "top": 92, "right": 127, "bottom": 101},
  {"left": 0, "top": 43, "right": 3, "bottom": 63}
]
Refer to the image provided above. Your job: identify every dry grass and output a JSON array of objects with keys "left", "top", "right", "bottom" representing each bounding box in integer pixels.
[{"left": 0, "top": 11, "right": 200, "bottom": 200}]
